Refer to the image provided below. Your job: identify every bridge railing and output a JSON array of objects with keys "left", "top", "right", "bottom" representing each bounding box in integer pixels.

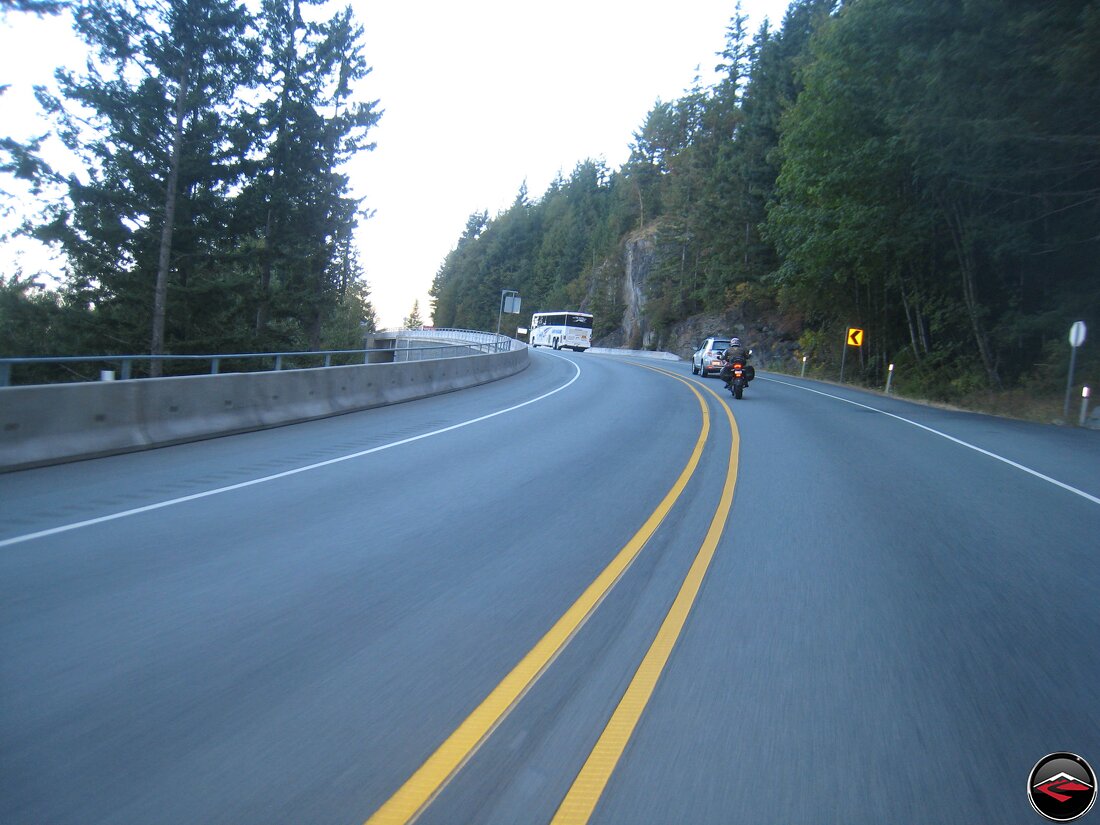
[
  {"left": 393, "top": 327, "right": 527, "bottom": 350},
  {"left": 0, "top": 329, "right": 513, "bottom": 387}
]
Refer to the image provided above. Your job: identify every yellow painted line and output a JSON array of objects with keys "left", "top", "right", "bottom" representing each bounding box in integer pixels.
[
  {"left": 551, "top": 371, "right": 740, "bottom": 825},
  {"left": 365, "top": 373, "right": 712, "bottom": 825}
]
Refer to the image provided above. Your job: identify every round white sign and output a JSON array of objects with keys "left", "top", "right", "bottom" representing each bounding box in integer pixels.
[{"left": 1069, "top": 320, "right": 1087, "bottom": 348}]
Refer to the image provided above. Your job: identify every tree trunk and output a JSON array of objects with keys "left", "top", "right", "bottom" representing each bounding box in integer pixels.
[
  {"left": 256, "top": 0, "right": 299, "bottom": 338},
  {"left": 899, "top": 284, "right": 922, "bottom": 362},
  {"left": 917, "top": 304, "right": 930, "bottom": 355},
  {"left": 256, "top": 206, "right": 274, "bottom": 335},
  {"left": 151, "top": 61, "right": 190, "bottom": 377},
  {"left": 308, "top": 255, "right": 324, "bottom": 350},
  {"left": 946, "top": 202, "right": 1001, "bottom": 387}
]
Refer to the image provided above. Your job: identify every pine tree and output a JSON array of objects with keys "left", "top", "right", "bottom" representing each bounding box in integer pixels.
[
  {"left": 241, "top": 0, "right": 380, "bottom": 350},
  {"left": 0, "top": 0, "right": 67, "bottom": 14},
  {"left": 403, "top": 299, "right": 423, "bottom": 329},
  {"left": 34, "top": 0, "right": 257, "bottom": 369},
  {"left": 23, "top": 0, "right": 379, "bottom": 362}
]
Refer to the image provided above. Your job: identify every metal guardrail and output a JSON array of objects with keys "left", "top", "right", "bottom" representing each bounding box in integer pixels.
[
  {"left": 0, "top": 328, "right": 512, "bottom": 387},
  {"left": 397, "top": 327, "right": 523, "bottom": 348}
]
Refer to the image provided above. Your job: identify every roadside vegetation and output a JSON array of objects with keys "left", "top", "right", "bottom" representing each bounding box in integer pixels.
[
  {"left": 429, "top": 0, "right": 1099, "bottom": 412},
  {"left": 2, "top": 0, "right": 1096, "bottom": 410},
  {"left": 1, "top": 0, "right": 379, "bottom": 375}
]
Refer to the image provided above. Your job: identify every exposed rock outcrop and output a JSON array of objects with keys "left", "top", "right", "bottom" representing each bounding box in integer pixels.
[
  {"left": 593, "top": 226, "right": 800, "bottom": 368},
  {"left": 662, "top": 310, "right": 801, "bottom": 368},
  {"left": 620, "top": 230, "right": 656, "bottom": 350}
]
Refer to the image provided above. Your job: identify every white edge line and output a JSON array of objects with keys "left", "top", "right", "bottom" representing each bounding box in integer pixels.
[
  {"left": 761, "top": 375, "right": 1100, "bottom": 506},
  {"left": 0, "top": 354, "right": 582, "bottom": 548}
]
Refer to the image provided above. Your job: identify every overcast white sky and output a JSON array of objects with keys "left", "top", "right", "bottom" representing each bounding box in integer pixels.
[{"left": 0, "top": 0, "right": 792, "bottom": 330}]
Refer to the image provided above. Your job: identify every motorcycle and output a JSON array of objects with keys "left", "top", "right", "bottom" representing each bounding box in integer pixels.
[
  {"left": 723, "top": 360, "right": 755, "bottom": 399},
  {"left": 727, "top": 360, "right": 747, "bottom": 399}
]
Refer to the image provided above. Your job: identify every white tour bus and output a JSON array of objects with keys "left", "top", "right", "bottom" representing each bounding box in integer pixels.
[{"left": 529, "top": 311, "right": 593, "bottom": 352}]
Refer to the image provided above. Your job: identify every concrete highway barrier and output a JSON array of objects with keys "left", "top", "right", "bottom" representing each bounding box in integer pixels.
[{"left": 0, "top": 342, "right": 527, "bottom": 471}]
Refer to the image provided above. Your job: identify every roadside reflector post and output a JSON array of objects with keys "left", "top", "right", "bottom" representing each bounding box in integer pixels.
[
  {"left": 1081, "top": 386, "right": 1091, "bottom": 428},
  {"left": 885, "top": 363, "right": 894, "bottom": 395},
  {"left": 801, "top": 355, "right": 807, "bottom": 378}
]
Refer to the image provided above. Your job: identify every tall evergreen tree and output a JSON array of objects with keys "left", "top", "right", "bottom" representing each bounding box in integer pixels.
[
  {"left": 239, "top": 0, "right": 380, "bottom": 350},
  {"left": 403, "top": 299, "right": 422, "bottom": 329},
  {"left": 0, "top": 0, "right": 67, "bottom": 14},
  {"left": 768, "top": 0, "right": 1099, "bottom": 391},
  {"left": 35, "top": 0, "right": 257, "bottom": 369}
]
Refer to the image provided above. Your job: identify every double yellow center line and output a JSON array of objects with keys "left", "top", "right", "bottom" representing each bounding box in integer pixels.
[{"left": 366, "top": 367, "right": 740, "bottom": 825}]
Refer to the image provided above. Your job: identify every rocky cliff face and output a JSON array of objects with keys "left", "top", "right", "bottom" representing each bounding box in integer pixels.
[
  {"left": 662, "top": 310, "right": 801, "bottom": 368},
  {"left": 620, "top": 231, "right": 656, "bottom": 350},
  {"left": 593, "top": 226, "right": 800, "bottom": 368}
]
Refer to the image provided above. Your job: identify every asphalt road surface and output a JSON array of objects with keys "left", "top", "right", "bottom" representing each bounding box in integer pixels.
[{"left": 2, "top": 350, "right": 1098, "bottom": 824}]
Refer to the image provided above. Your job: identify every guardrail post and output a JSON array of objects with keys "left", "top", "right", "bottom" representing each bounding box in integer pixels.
[
  {"left": 275, "top": 354, "right": 283, "bottom": 371},
  {"left": 211, "top": 358, "right": 220, "bottom": 375},
  {"left": 324, "top": 354, "right": 332, "bottom": 367},
  {"left": 121, "top": 360, "right": 132, "bottom": 380},
  {"left": 0, "top": 362, "right": 10, "bottom": 387}
]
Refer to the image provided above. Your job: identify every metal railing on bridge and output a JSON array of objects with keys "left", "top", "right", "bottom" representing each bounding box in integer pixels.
[{"left": 0, "top": 328, "right": 513, "bottom": 387}]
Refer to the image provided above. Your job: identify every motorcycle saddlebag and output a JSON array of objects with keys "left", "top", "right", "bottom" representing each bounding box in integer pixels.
[{"left": 745, "top": 365, "right": 755, "bottom": 381}]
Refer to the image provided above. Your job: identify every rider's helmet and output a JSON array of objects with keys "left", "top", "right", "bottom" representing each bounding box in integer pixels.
[{"left": 730, "top": 337, "right": 741, "bottom": 347}]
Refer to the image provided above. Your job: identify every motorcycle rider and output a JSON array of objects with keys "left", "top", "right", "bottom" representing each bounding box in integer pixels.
[{"left": 720, "top": 337, "right": 754, "bottom": 388}]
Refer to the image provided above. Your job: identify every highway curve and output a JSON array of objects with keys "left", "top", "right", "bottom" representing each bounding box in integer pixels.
[{"left": 1, "top": 350, "right": 1098, "bottom": 824}]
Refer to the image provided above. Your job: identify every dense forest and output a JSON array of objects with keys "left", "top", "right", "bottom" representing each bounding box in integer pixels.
[
  {"left": 2, "top": 0, "right": 1098, "bottom": 402},
  {"left": 431, "top": 0, "right": 1099, "bottom": 401},
  {"left": 0, "top": 0, "right": 379, "bottom": 375}
]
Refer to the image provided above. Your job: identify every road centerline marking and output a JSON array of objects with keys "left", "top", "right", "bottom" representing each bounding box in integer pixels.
[
  {"left": 364, "top": 368, "right": 713, "bottom": 825},
  {"left": 550, "top": 369, "right": 741, "bottom": 825}
]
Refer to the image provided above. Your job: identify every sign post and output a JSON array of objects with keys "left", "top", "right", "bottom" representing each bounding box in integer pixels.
[
  {"left": 1064, "top": 320, "right": 1087, "bottom": 419},
  {"left": 840, "top": 327, "right": 863, "bottom": 383},
  {"left": 496, "top": 290, "right": 521, "bottom": 336}
]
